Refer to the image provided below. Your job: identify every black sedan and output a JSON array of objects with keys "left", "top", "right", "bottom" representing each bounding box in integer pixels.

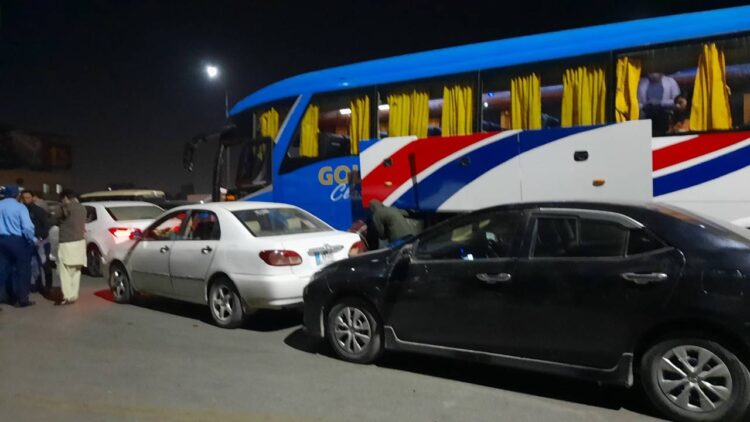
[{"left": 304, "top": 202, "right": 750, "bottom": 422}]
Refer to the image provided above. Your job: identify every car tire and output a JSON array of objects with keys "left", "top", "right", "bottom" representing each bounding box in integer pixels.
[
  {"left": 109, "top": 263, "right": 133, "bottom": 304},
  {"left": 640, "top": 337, "right": 750, "bottom": 422},
  {"left": 326, "top": 297, "right": 383, "bottom": 364},
  {"left": 86, "top": 245, "right": 102, "bottom": 277},
  {"left": 208, "top": 278, "right": 245, "bottom": 329}
]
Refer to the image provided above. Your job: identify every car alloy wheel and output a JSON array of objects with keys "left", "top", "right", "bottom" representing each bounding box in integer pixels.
[
  {"left": 208, "top": 279, "right": 245, "bottom": 329},
  {"left": 333, "top": 306, "right": 373, "bottom": 355},
  {"left": 326, "top": 298, "right": 383, "bottom": 364},
  {"left": 211, "top": 285, "right": 235, "bottom": 322},
  {"left": 109, "top": 265, "right": 132, "bottom": 304},
  {"left": 656, "top": 345, "right": 733, "bottom": 413},
  {"left": 87, "top": 246, "right": 102, "bottom": 277},
  {"left": 642, "top": 338, "right": 750, "bottom": 422}
]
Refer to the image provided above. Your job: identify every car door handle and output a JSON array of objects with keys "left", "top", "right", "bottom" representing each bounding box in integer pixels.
[
  {"left": 476, "top": 273, "right": 512, "bottom": 285},
  {"left": 621, "top": 272, "right": 668, "bottom": 285},
  {"left": 201, "top": 246, "right": 213, "bottom": 254},
  {"left": 159, "top": 246, "right": 170, "bottom": 253}
]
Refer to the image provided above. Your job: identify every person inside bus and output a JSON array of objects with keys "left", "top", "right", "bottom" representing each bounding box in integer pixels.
[
  {"left": 639, "top": 72, "right": 681, "bottom": 133},
  {"left": 669, "top": 94, "right": 691, "bottom": 133}
]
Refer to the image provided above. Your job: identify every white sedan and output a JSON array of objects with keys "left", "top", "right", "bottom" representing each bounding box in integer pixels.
[
  {"left": 104, "top": 201, "right": 364, "bottom": 328},
  {"left": 81, "top": 201, "right": 164, "bottom": 277}
]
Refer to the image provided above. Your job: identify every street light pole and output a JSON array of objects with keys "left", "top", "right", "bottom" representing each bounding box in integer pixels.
[{"left": 205, "top": 64, "right": 231, "bottom": 189}]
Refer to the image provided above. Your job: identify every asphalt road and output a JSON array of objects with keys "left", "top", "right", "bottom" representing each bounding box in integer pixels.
[{"left": 0, "top": 275, "right": 665, "bottom": 422}]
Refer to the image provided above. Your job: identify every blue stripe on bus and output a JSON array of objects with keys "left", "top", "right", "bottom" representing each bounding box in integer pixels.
[
  {"left": 407, "top": 137, "right": 519, "bottom": 210},
  {"left": 653, "top": 144, "right": 750, "bottom": 196},
  {"left": 519, "top": 126, "right": 598, "bottom": 153}
]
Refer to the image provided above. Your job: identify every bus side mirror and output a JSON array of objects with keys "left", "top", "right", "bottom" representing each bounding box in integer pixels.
[{"left": 183, "top": 142, "right": 196, "bottom": 172}]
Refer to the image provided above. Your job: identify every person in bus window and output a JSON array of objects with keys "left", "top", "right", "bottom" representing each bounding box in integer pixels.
[
  {"left": 669, "top": 94, "right": 691, "bottom": 133},
  {"left": 639, "top": 73, "right": 681, "bottom": 133}
]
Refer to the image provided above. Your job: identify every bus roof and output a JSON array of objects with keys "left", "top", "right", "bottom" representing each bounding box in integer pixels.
[{"left": 230, "top": 5, "right": 750, "bottom": 116}]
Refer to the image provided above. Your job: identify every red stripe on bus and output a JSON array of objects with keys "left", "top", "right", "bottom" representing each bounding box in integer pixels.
[
  {"left": 653, "top": 132, "right": 750, "bottom": 171},
  {"left": 362, "top": 132, "right": 497, "bottom": 205}
]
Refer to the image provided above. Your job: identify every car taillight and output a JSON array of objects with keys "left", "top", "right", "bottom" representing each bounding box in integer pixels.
[
  {"left": 108, "top": 227, "right": 132, "bottom": 239},
  {"left": 259, "top": 250, "right": 303, "bottom": 266},
  {"left": 349, "top": 240, "right": 367, "bottom": 257}
]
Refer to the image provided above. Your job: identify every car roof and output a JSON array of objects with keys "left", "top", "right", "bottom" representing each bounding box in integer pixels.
[
  {"left": 474, "top": 200, "right": 651, "bottom": 213},
  {"left": 166, "top": 201, "right": 300, "bottom": 213},
  {"left": 80, "top": 189, "right": 165, "bottom": 198},
  {"left": 81, "top": 201, "right": 164, "bottom": 208}
]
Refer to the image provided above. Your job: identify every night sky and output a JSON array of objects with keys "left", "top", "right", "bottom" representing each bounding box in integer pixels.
[{"left": 3, "top": 0, "right": 749, "bottom": 195}]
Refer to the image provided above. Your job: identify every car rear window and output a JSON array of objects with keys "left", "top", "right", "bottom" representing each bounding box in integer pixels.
[
  {"left": 106, "top": 205, "right": 164, "bottom": 221},
  {"left": 232, "top": 208, "right": 331, "bottom": 237}
]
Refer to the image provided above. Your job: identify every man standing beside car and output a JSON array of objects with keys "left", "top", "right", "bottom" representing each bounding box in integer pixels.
[
  {"left": 20, "top": 190, "right": 51, "bottom": 293},
  {"left": 0, "top": 185, "right": 36, "bottom": 308},
  {"left": 55, "top": 190, "right": 86, "bottom": 305}
]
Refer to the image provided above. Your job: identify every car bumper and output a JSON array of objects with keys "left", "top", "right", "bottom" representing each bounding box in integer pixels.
[{"left": 230, "top": 272, "right": 312, "bottom": 310}]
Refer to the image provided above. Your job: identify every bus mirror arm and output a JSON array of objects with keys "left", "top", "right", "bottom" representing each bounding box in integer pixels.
[{"left": 183, "top": 141, "right": 197, "bottom": 172}]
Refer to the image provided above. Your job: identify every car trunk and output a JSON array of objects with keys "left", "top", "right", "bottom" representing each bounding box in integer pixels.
[{"left": 268, "top": 231, "right": 359, "bottom": 275}]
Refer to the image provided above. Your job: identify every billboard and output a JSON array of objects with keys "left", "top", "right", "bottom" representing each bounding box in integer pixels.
[{"left": 0, "top": 129, "right": 72, "bottom": 171}]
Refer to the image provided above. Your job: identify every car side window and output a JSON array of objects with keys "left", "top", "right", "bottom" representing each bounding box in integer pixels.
[
  {"left": 144, "top": 211, "right": 187, "bottom": 241},
  {"left": 532, "top": 217, "right": 628, "bottom": 258},
  {"left": 627, "top": 229, "right": 665, "bottom": 255},
  {"left": 183, "top": 211, "right": 221, "bottom": 241},
  {"left": 85, "top": 206, "right": 97, "bottom": 223},
  {"left": 416, "top": 211, "right": 522, "bottom": 260}
]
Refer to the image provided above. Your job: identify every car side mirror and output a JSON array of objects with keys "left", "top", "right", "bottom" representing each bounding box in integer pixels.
[
  {"left": 130, "top": 228, "right": 143, "bottom": 241},
  {"left": 389, "top": 244, "right": 413, "bottom": 279}
]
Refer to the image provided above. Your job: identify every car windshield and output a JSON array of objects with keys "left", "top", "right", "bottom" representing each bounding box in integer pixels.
[
  {"left": 232, "top": 207, "right": 331, "bottom": 237},
  {"left": 106, "top": 205, "right": 164, "bottom": 221}
]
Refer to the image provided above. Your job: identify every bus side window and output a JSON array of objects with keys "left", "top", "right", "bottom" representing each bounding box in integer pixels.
[
  {"left": 377, "top": 76, "right": 475, "bottom": 138},
  {"left": 617, "top": 34, "right": 750, "bottom": 134},
  {"left": 281, "top": 90, "right": 371, "bottom": 173}
]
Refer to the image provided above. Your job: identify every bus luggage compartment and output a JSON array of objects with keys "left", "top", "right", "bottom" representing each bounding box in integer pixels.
[{"left": 359, "top": 120, "right": 652, "bottom": 212}]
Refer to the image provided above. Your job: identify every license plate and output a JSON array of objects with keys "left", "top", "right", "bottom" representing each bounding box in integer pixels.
[{"left": 314, "top": 252, "right": 334, "bottom": 266}]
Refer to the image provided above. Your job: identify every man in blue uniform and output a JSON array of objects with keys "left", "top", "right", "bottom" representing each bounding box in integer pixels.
[{"left": 0, "top": 185, "right": 36, "bottom": 307}]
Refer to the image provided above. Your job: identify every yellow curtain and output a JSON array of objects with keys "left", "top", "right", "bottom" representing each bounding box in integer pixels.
[
  {"left": 387, "top": 90, "right": 429, "bottom": 138},
  {"left": 615, "top": 57, "right": 641, "bottom": 122},
  {"left": 299, "top": 105, "right": 319, "bottom": 158},
  {"left": 690, "top": 43, "right": 733, "bottom": 131},
  {"left": 259, "top": 108, "right": 280, "bottom": 139},
  {"left": 349, "top": 95, "right": 370, "bottom": 155},
  {"left": 561, "top": 66, "right": 607, "bottom": 127},
  {"left": 441, "top": 84, "right": 474, "bottom": 136},
  {"left": 510, "top": 73, "right": 541, "bottom": 130}
]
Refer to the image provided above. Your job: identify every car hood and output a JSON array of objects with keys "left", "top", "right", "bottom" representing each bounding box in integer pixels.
[{"left": 324, "top": 248, "right": 395, "bottom": 282}]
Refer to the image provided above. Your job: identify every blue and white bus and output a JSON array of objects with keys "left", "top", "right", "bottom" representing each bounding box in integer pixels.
[{"left": 190, "top": 6, "right": 750, "bottom": 230}]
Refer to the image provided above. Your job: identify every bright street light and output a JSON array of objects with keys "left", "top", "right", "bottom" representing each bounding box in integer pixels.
[{"left": 205, "top": 65, "right": 219, "bottom": 79}]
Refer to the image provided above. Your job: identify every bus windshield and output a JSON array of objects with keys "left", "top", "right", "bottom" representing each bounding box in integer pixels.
[{"left": 229, "top": 98, "right": 295, "bottom": 196}]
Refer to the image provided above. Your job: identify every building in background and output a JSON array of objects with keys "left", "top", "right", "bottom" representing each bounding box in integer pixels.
[{"left": 0, "top": 124, "right": 73, "bottom": 198}]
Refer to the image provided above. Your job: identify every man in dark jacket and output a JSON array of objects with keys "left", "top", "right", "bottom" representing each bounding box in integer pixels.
[
  {"left": 369, "top": 200, "right": 417, "bottom": 246},
  {"left": 20, "top": 190, "right": 51, "bottom": 292}
]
